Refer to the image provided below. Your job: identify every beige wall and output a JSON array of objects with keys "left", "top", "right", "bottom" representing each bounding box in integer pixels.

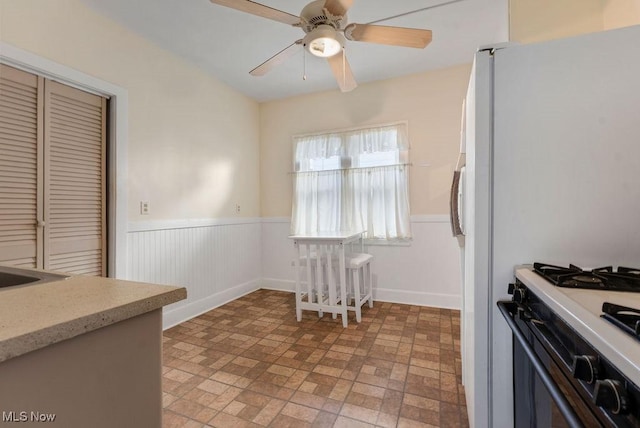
[
  {"left": 510, "top": 0, "right": 640, "bottom": 43},
  {"left": 0, "top": 0, "right": 260, "bottom": 221},
  {"left": 603, "top": 0, "right": 640, "bottom": 28},
  {"left": 509, "top": 0, "right": 604, "bottom": 43},
  {"left": 259, "top": 64, "right": 471, "bottom": 217}
]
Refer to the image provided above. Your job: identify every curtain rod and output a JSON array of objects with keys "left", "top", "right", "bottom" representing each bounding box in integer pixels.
[
  {"left": 288, "top": 163, "right": 414, "bottom": 175},
  {"left": 291, "top": 120, "right": 409, "bottom": 140}
]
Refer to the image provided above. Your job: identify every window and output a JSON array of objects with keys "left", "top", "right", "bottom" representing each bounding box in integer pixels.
[{"left": 291, "top": 123, "right": 411, "bottom": 241}]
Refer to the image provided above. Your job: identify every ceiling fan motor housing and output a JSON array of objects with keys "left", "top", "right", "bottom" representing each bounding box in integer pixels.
[{"left": 299, "top": 0, "right": 347, "bottom": 33}]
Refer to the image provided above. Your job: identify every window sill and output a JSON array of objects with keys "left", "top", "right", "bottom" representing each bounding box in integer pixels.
[{"left": 363, "top": 239, "right": 412, "bottom": 247}]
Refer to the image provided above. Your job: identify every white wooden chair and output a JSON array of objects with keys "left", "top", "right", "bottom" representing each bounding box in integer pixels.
[
  {"left": 292, "top": 251, "right": 374, "bottom": 323},
  {"left": 291, "top": 247, "right": 342, "bottom": 319},
  {"left": 344, "top": 253, "right": 374, "bottom": 322}
]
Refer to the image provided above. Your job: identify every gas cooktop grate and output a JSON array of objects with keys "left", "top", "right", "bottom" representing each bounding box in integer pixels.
[
  {"left": 533, "top": 263, "right": 640, "bottom": 292},
  {"left": 601, "top": 302, "right": 640, "bottom": 340}
]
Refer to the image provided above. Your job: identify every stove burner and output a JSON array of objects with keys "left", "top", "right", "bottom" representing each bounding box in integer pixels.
[
  {"left": 534, "top": 262, "right": 640, "bottom": 292},
  {"left": 573, "top": 275, "right": 603, "bottom": 284},
  {"left": 601, "top": 302, "right": 640, "bottom": 340}
]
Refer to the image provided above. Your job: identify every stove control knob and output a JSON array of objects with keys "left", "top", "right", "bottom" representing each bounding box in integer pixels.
[
  {"left": 513, "top": 287, "right": 526, "bottom": 303},
  {"left": 572, "top": 355, "right": 599, "bottom": 384},
  {"left": 594, "top": 379, "right": 629, "bottom": 415}
]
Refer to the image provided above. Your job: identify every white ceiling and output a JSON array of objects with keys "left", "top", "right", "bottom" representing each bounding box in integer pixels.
[{"left": 81, "top": 0, "right": 509, "bottom": 102}]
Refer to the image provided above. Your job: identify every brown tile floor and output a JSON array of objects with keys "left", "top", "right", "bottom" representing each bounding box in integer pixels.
[{"left": 162, "top": 289, "right": 468, "bottom": 428}]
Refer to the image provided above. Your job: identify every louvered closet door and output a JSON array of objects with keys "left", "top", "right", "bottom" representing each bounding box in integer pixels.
[
  {"left": 0, "top": 65, "right": 43, "bottom": 268},
  {"left": 44, "top": 80, "right": 106, "bottom": 276}
]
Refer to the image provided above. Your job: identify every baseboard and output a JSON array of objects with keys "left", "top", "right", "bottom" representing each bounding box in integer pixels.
[
  {"left": 162, "top": 278, "right": 261, "bottom": 330},
  {"left": 260, "top": 279, "right": 460, "bottom": 310},
  {"left": 375, "top": 288, "right": 461, "bottom": 310},
  {"left": 261, "top": 278, "right": 296, "bottom": 293}
]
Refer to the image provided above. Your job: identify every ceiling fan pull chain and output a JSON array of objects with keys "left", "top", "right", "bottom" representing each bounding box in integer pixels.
[
  {"left": 303, "top": 48, "right": 307, "bottom": 81},
  {"left": 342, "top": 47, "right": 346, "bottom": 86}
]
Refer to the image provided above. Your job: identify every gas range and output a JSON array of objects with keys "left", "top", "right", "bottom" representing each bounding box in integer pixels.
[
  {"left": 532, "top": 262, "right": 640, "bottom": 341},
  {"left": 517, "top": 265, "right": 640, "bottom": 386},
  {"left": 501, "top": 265, "right": 640, "bottom": 427}
]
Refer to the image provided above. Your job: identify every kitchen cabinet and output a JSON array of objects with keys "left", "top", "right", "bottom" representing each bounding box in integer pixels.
[
  {"left": 0, "top": 271, "right": 186, "bottom": 427},
  {"left": 0, "top": 310, "right": 162, "bottom": 427}
]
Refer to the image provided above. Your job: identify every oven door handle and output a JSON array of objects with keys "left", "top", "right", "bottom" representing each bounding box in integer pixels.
[{"left": 497, "top": 301, "right": 585, "bottom": 428}]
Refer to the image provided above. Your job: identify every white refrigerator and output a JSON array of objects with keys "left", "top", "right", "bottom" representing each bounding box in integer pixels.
[{"left": 458, "top": 25, "right": 640, "bottom": 427}]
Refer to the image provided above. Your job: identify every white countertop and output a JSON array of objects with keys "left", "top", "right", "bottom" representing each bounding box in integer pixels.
[
  {"left": 0, "top": 273, "right": 186, "bottom": 363},
  {"left": 516, "top": 266, "right": 640, "bottom": 387}
]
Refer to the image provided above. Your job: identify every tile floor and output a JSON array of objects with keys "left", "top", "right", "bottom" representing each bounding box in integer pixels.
[{"left": 162, "top": 289, "right": 468, "bottom": 428}]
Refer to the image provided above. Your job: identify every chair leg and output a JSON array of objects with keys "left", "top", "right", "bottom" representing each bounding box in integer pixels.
[
  {"left": 367, "top": 262, "right": 373, "bottom": 308},
  {"left": 331, "top": 265, "right": 338, "bottom": 320},
  {"left": 296, "top": 299, "right": 302, "bottom": 321},
  {"left": 294, "top": 260, "right": 302, "bottom": 322},
  {"left": 354, "top": 267, "right": 362, "bottom": 323},
  {"left": 346, "top": 270, "right": 351, "bottom": 305},
  {"left": 295, "top": 273, "right": 302, "bottom": 321}
]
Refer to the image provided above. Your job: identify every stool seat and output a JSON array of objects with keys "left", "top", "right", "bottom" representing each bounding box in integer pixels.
[
  {"left": 344, "top": 253, "right": 374, "bottom": 323},
  {"left": 345, "top": 253, "right": 373, "bottom": 269}
]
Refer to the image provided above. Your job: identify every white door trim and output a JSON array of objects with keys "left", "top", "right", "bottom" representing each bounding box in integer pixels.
[{"left": 1, "top": 42, "right": 129, "bottom": 278}]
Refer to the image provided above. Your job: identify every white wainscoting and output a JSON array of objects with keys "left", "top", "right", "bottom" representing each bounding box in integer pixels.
[
  {"left": 261, "top": 216, "right": 463, "bottom": 309},
  {"left": 127, "top": 218, "right": 262, "bottom": 329},
  {"left": 127, "top": 216, "right": 462, "bottom": 330}
]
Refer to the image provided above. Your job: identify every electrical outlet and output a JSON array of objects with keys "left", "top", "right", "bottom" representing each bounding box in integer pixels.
[
  {"left": 140, "top": 201, "right": 150, "bottom": 215},
  {"left": 235, "top": 204, "right": 241, "bottom": 214}
]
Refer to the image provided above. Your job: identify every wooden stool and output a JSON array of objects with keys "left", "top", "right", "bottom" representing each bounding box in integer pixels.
[{"left": 345, "top": 253, "right": 374, "bottom": 322}]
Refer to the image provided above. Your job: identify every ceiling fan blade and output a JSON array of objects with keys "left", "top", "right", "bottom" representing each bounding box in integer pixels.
[
  {"left": 209, "top": 0, "right": 300, "bottom": 25},
  {"left": 323, "top": 0, "right": 353, "bottom": 17},
  {"left": 345, "top": 24, "right": 432, "bottom": 49},
  {"left": 327, "top": 53, "right": 357, "bottom": 92},
  {"left": 250, "top": 40, "right": 302, "bottom": 76}
]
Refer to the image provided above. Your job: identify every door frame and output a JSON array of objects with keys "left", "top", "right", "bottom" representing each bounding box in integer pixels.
[{"left": 1, "top": 42, "right": 128, "bottom": 278}]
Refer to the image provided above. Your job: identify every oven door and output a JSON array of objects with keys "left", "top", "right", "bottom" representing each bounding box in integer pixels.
[{"left": 498, "top": 301, "right": 604, "bottom": 428}]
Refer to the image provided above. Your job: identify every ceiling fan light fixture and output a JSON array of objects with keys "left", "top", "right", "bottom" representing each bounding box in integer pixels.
[{"left": 303, "top": 24, "right": 344, "bottom": 58}]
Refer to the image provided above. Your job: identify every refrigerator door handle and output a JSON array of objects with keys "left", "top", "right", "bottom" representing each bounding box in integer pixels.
[
  {"left": 458, "top": 166, "right": 466, "bottom": 235},
  {"left": 450, "top": 170, "right": 463, "bottom": 237}
]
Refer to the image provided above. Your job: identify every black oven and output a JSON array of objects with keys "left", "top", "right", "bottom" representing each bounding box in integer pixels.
[{"left": 498, "top": 281, "right": 640, "bottom": 428}]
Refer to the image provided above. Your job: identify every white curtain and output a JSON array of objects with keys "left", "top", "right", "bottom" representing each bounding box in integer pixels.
[{"left": 291, "top": 123, "right": 411, "bottom": 241}]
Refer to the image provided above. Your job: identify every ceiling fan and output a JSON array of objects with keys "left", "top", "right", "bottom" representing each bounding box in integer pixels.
[{"left": 209, "top": 0, "right": 448, "bottom": 92}]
